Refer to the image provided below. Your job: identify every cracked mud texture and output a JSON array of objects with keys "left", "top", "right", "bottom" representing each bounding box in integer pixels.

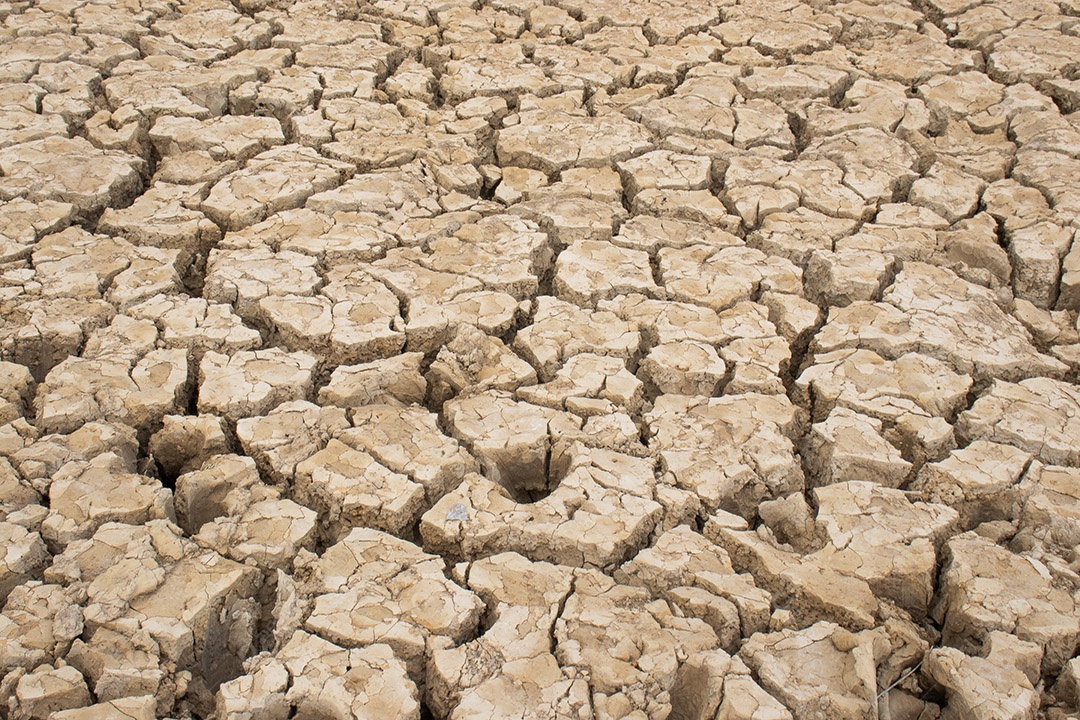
[{"left": 1, "top": 0, "right": 1080, "bottom": 718}]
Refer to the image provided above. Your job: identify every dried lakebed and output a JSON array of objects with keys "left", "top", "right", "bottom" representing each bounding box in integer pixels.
[{"left": 1, "top": 0, "right": 1080, "bottom": 718}]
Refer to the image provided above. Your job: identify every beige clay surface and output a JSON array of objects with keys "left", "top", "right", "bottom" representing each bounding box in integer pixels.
[{"left": 1, "top": 0, "right": 1080, "bottom": 717}]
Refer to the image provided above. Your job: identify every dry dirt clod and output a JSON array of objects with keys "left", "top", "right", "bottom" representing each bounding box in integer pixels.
[
  {"left": 937, "top": 531, "right": 1079, "bottom": 677},
  {"left": 740, "top": 621, "right": 891, "bottom": 720},
  {"left": 647, "top": 393, "right": 804, "bottom": 520},
  {"left": 301, "top": 528, "right": 483, "bottom": 681},
  {"left": 196, "top": 349, "right": 317, "bottom": 423}
]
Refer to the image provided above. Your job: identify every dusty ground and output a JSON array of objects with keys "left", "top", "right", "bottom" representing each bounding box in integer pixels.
[{"left": 1, "top": 0, "right": 1080, "bottom": 717}]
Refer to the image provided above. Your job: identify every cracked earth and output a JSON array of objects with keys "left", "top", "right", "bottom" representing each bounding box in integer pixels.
[{"left": 0, "top": 0, "right": 1079, "bottom": 718}]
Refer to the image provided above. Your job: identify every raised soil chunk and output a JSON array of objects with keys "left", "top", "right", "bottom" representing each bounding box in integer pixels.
[
  {"left": 148, "top": 414, "right": 229, "bottom": 479},
  {"left": 148, "top": 115, "right": 284, "bottom": 161},
  {"left": 617, "top": 150, "right": 712, "bottom": 200},
  {"left": 615, "top": 525, "right": 772, "bottom": 645},
  {"left": 95, "top": 183, "right": 219, "bottom": 271},
  {"left": 517, "top": 352, "right": 644, "bottom": 417},
  {"left": 0, "top": 582, "right": 84, "bottom": 680},
  {"left": 508, "top": 195, "right": 628, "bottom": 246},
  {"left": 513, "top": 296, "right": 641, "bottom": 382},
  {"left": 11, "top": 662, "right": 92, "bottom": 720},
  {"left": 203, "top": 247, "right": 321, "bottom": 324},
  {"left": 302, "top": 528, "right": 483, "bottom": 679},
  {"left": 173, "top": 454, "right": 272, "bottom": 535},
  {"left": 804, "top": 250, "right": 895, "bottom": 307},
  {"left": 926, "top": 632, "right": 1042, "bottom": 720},
  {"left": 554, "top": 569, "right": 720, "bottom": 719},
  {"left": 442, "top": 391, "right": 583, "bottom": 500},
  {"left": 554, "top": 240, "right": 661, "bottom": 307},
  {"left": 638, "top": 341, "right": 727, "bottom": 396},
  {"left": 0, "top": 296, "right": 117, "bottom": 383},
  {"left": 1017, "top": 463, "right": 1080, "bottom": 555},
  {"left": 420, "top": 443, "right": 663, "bottom": 568},
  {"left": 41, "top": 453, "right": 172, "bottom": 548},
  {"left": 614, "top": 215, "right": 742, "bottom": 257},
  {"left": 10, "top": 422, "right": 138, "bottom": 487},
  {"left": 34, "top": 350, "right": 188, "bottom": 436},
  {"left": 0, "top": 137, "right": 144, "bottom": 219},
  {"left": 957, "top": 377, "right": 1080, "bottom": 467},
  {"left": 201, "top": 145, "right": 352, "bottom": 231},
  {"left": 814, "top": 264, "right": 1066, "bottom": 382},
  {"left": 319, "top": 353, "right": 428, "bottom": 408},
  {"left": 128, "top": 296, "right": 261, "bottom": 360},
  {"left": 50, "top": 696, "right": 157, "bottom": 720},
  {"left": 739, "top": 622, "right": 890, "bottom": 720},
  {"left": 220, "top": 208, "right": 398, "bottom": 263},
  {"left": 275, "top": 633, "right": 420, "bottom": 720},
  {"left": 440, "top": 47, "right": 560, "bottom": 106},
  {"left": 912, "top": 441, "right": 1033, "bottom": 530},
  {"left": 711, "top": 523, "right": 880, "bottom": 631},
  {"left": 424, "top": 214, "right": 552, "bottom": 301},
  {"left": 197, "top": 349, "right": 317, "bottom": 422},
  {"left": 811, "top": 481, "right": 958, "bottom": 618},
  {"left": 72, "top": 525, "right": 262, "bottom": 692},
  {"left": 659, "top": 245, "right": 802, "bottom": 313},
  {"left": 194, "top": 498, "right": 317, "bottom": 571},
  {"left": 803, "top": 407, "right": 913, "bottom": 489},
  {"left": 64, "top": 626, "right": 164, "bottom": 711},
  {"left": 294, "top": 438, "right": 426, "bottom": 539},
  {"left": 260, "top": 289, "right": 406, "bottom": 366},
  {"left": 235, "top": 400, "right": 349, "bottom": 486},
  {"left": 795, "top": 348, "right": 972, "bottom": 424},
  {"left": 937, "top": 532, "right": 1079, "bottom": 676},
  {"left": 496, "top": 111, "right": 653, "bottom": 174},
  {"left": 426, "top": 325, "right": 537, "bottom": 404},
  {"left": 646, "top": 393, "right": 804, "bottom": 519},
  {"left": 0, "top": 522, "right": 49, "bottom": 605},
  {"left": 342, "top": 405, "right": 477, "bottom": 503},
  {"left": 427, "top": 552, "right": 588, "bottom": 719},
  {"left": 0, "top": 361, "right": 34, "bottom": 423}
]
